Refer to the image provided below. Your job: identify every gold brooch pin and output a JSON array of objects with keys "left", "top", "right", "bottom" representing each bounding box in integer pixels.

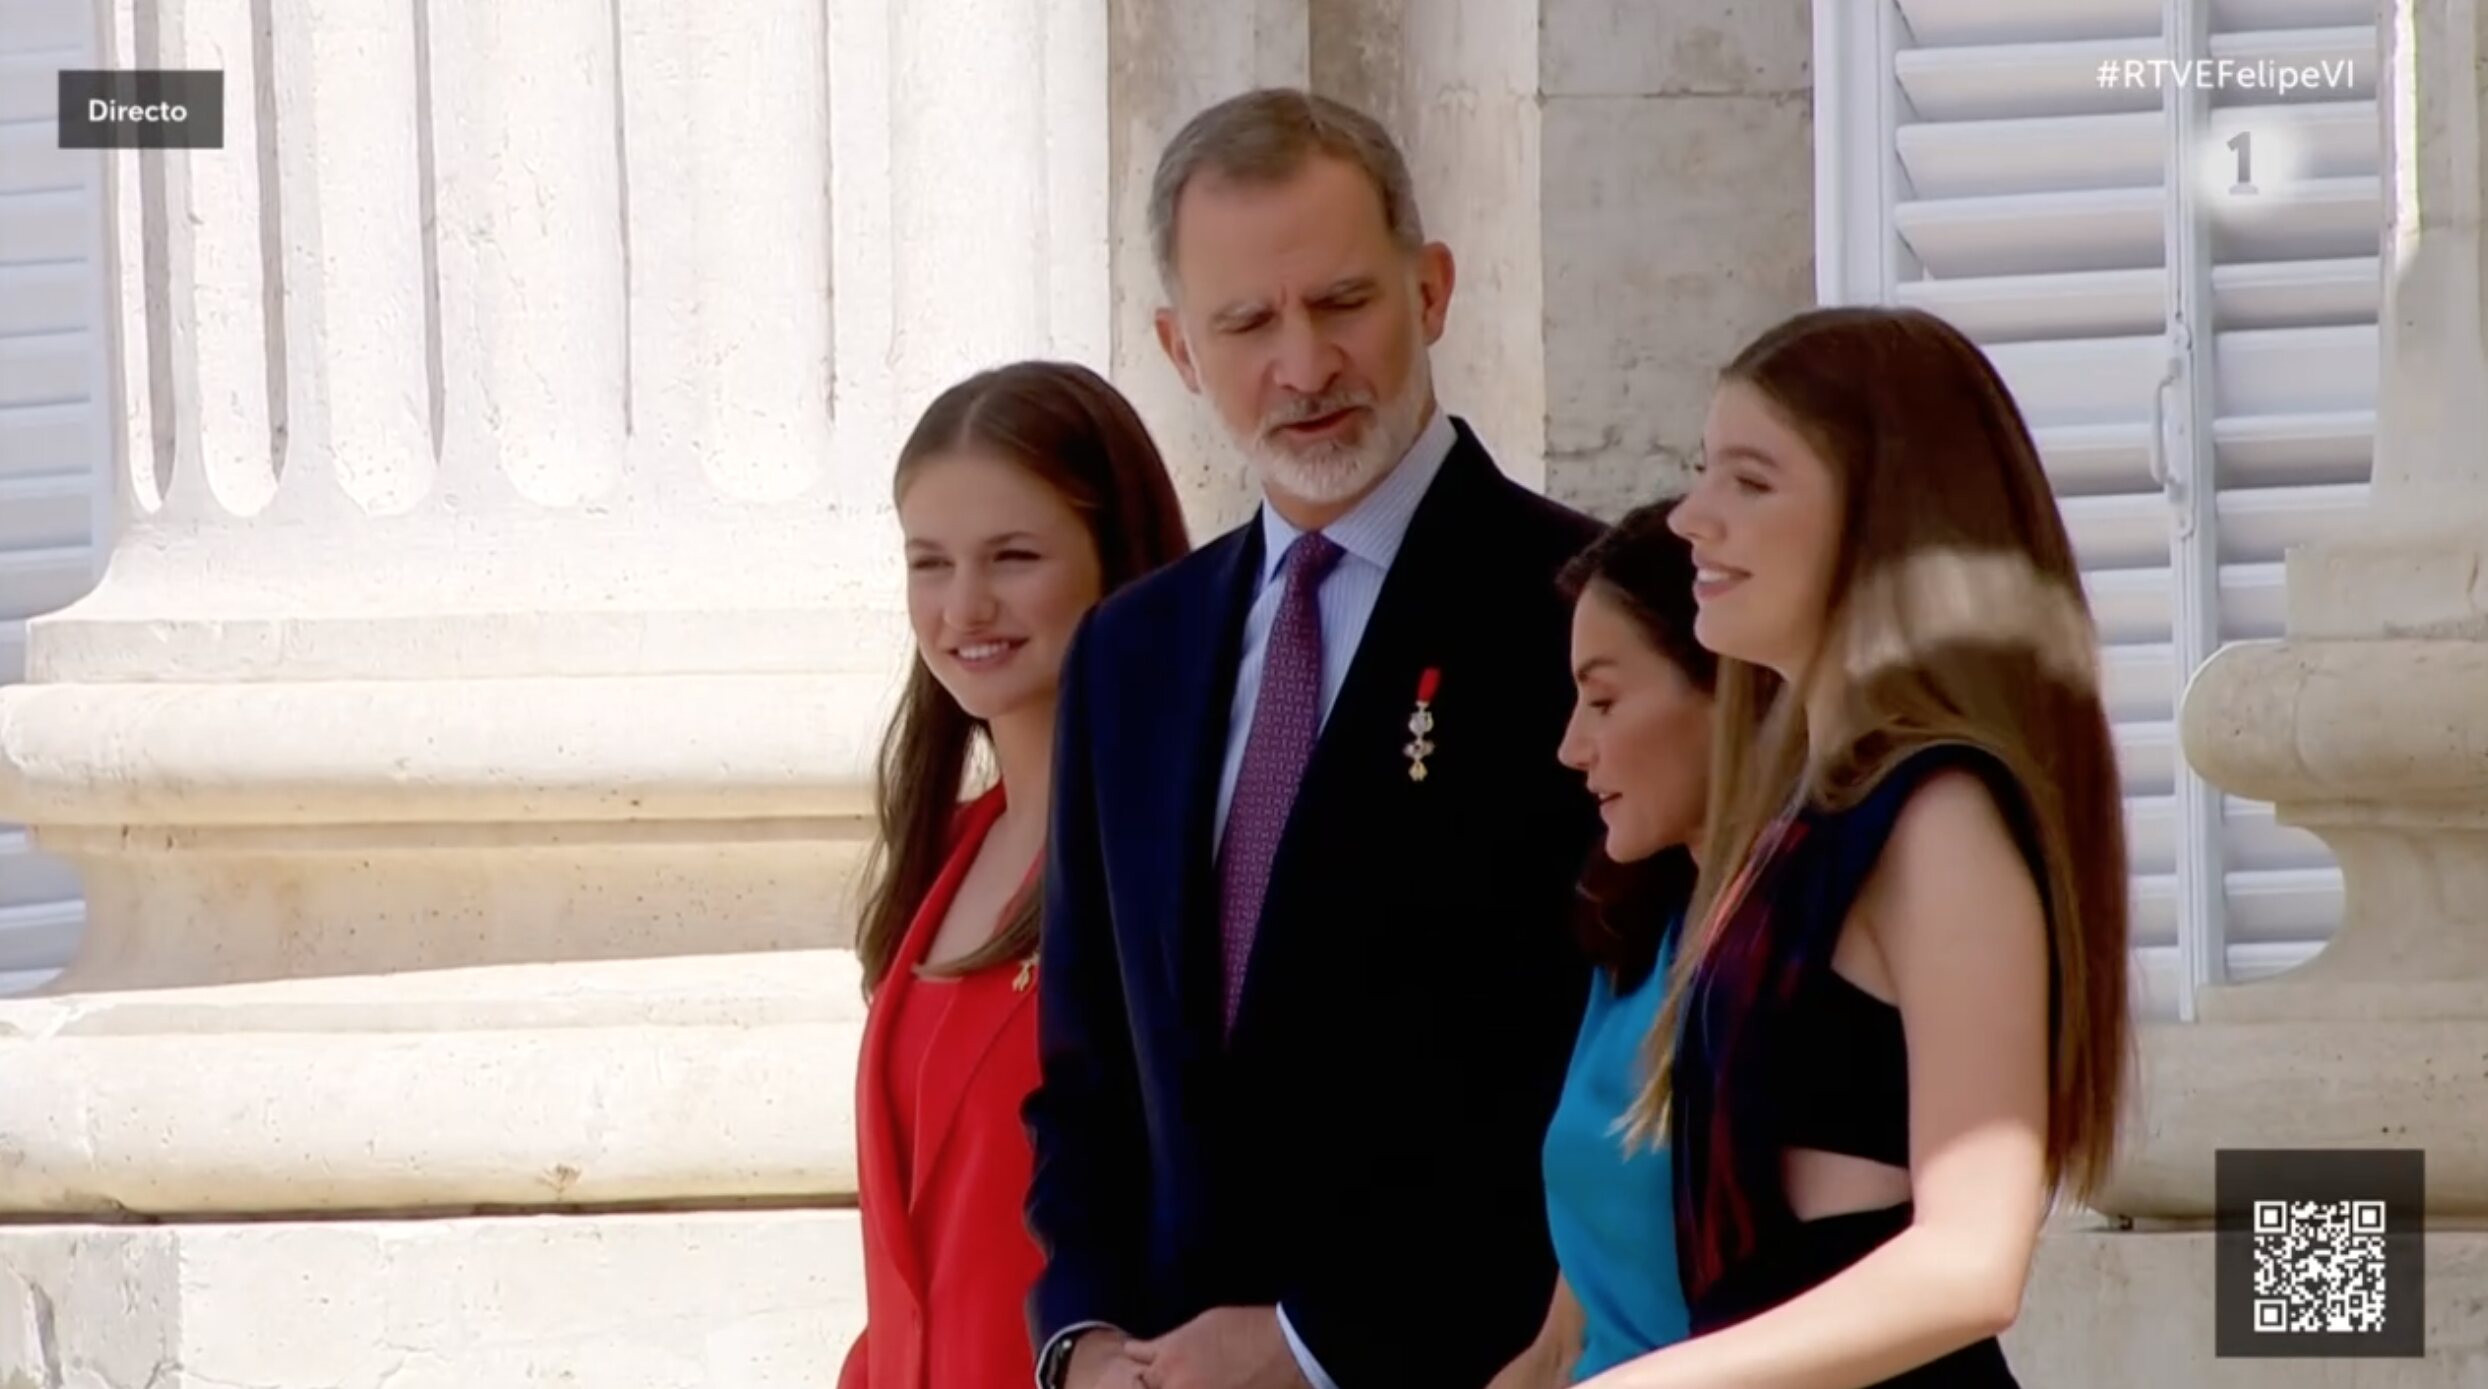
[
  {"left": 1405, "top": 666, "right": 1440, "bottom": 782},
  {"left": 1013, "top": 954, "right": 1037, "bottom": 992}
]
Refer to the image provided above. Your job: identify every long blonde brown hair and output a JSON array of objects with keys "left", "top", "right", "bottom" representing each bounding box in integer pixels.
[
  {"left": 854, "top": 362, "right": 1191, "bottom": 996},
  {"left": 1631, "top": 307, "right": 2133, "bottom": 1210}
]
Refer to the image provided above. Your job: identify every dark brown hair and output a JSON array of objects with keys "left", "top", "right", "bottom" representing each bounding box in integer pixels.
[
  {"left": 1630, "top": 306, "right": 2133, "bottom": 1210},
  {"left": 1555, "top": 499, "right": 1716, "bottom": 992},
  {"left": 854, "top": 361, "right": 1191, "bottom": 995}
]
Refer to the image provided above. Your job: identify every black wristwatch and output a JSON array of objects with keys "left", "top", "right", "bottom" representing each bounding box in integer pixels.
[{"left": 1036, "top": 1330, "right": 1081, "bottom": 1389}]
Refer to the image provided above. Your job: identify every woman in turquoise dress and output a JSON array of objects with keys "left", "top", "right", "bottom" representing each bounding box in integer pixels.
[{"left": 1490, "top": 499, "right": 1716, "bottom": 1387}]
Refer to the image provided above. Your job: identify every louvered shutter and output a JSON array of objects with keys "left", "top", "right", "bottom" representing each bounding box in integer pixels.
[
  {"left": 1816, "top": 0, "right": 2376, "bottom": 1020},
  {"left": 0, "top": 0, "right": 111, "bottom": 993}
]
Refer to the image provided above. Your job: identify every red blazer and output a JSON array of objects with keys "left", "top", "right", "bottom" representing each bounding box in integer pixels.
[{"left": 842, "top": 784, "right": 1046, "bottom": 1389}]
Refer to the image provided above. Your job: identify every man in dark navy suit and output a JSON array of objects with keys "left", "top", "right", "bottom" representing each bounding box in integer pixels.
[{"left": 1027, "top": 88, "right": 1603, "bottom": 1389}]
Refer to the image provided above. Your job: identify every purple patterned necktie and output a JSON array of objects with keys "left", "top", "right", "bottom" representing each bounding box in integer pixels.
[{"left": 1217, "top": 530, "right": 1345, "bottom": 1035}]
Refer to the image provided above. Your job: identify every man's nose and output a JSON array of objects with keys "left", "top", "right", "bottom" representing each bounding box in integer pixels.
[{"left": 1272, "top": 313, "right": 1338, "bottom": 395}]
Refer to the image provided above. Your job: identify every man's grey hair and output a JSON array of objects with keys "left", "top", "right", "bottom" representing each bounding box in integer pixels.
[{"left": 1148, "top": 88, "right": 1426, "bottom": 294}]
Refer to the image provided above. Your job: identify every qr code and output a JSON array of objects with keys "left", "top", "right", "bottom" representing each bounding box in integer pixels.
[{"left": 2251, "top": 1199, "right": 2388, "bottom": 1333}]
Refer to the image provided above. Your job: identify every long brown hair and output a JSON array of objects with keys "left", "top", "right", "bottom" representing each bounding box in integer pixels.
[
  {"left": 854, "top": 361, "right": 1191, "bottom": 995},
  {"left": 1631, "top": 306, "right": 2133, "bottom": 1209}
]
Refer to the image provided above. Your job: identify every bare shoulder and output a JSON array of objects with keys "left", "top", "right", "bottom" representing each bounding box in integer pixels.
[
  {"left": 1888, "top": 764, "right": 2025, "bottom": 859},
  {"left": 1860, "top": 764, "right": 2044, "bottom": 958}
]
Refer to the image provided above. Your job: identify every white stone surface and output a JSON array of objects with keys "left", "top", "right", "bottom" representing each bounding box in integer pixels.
[
  {"left": 1540, "top": 0, "right": 1811, "bottom": 97},
  {"left": 2005, "top": 1221, "right": 2488, "bottom": 1385},
  {"left": 1540, "top": 94, "right": 1815, "bottom": 516},
  {"left": 0, "top": 952, "right": 861, "bottom": 1214},
  {"left": 1539, "top": 3, "right": 1814, "bottom": 517},
  {"left": 0, "top": 1210, "right": 864, "bottom": 1389},
  {"left": 1311, "top": 1, "right": 1815, "bottom": 521},
  {"left": 0, "top": 0, "right": 1124, "bottom": 994},
  {"left": 2091, "top": 1019, "right": 2488, "bottom": 1219},
  {"left": 1314, "top": 0, "right": 1548, "bottom": 491},
  {"left": 59, "top": 0, "right": 1127, "bottom": 679},
  {"left": 2153, "top": 0, "right": 2488, "bottom": 1223},
  {"left": 1106, "top": 0, "right": 1313, "bottom": 537},
  {"left": 0, "top": 671, "right": 881, "bottom": 986},
  {"left": 2371, "top": 0, "right": 2488, "bottom": 515}
]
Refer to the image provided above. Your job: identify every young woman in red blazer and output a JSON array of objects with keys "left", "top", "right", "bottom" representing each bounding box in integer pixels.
[{"left": 841, "top": 361, "right": 1190, "bottom": 1389}]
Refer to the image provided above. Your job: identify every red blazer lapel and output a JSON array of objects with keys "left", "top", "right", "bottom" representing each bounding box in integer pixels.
[
  {"left": 906, "top": 835, "right": 1043, "bottom": 1214},
  {"left": 855, "top": 784, "right": 1010, "bottom": 1318}
]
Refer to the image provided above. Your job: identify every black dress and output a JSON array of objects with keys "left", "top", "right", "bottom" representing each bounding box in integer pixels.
[{"left": 1669, "top": 743, "right": 2037, "bottom": 1386}]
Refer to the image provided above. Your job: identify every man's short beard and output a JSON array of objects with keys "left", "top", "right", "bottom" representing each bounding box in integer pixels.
[{"left": 1245, "top": 368, "right": 1431, "bottom": 508}]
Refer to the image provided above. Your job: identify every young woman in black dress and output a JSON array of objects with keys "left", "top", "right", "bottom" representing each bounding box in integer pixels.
[{"left": 1573, "top": 307, "right": 2133, "bottom": 1388}]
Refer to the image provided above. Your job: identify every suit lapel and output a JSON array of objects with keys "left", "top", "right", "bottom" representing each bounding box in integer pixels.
[
  {"left": 1226, "top": 432, "right": 1495, "bottom": 1046},
  {"left": 1162, "top": 524, "right": 1268, "bottom": 1055},
  {"left": 854, "top": 786, "right": 1008, "bottom": 1313},
  {"left": 907, "top": 858, "right": 1041, "bottom": 1208},
  {"left": 856, "top": 907, "right": 930, "bottom": 1312}
]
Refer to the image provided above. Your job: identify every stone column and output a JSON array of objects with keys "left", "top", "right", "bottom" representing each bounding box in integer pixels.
[
  {"left": 1309, "top": 0, "right": 1816, "bottom": 521},
  {"left": 1108, "top": 0, "right": 1313, "bottom": 536},
  {"left": 0, "top": 0, "right": 1115, "bottom": 1381},
  {"left": 1311, "top": 0, "right": 1550, "bottom": 492},
  {"left": 2004, "top": 1, "right": 2488, "bottom": 1381},
  {"left": 1531, "top": 0, "right": 1815, "bottom": 518}
]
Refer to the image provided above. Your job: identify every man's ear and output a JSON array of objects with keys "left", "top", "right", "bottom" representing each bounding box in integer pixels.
[
  {"left": 1414, "top": 242, "right": 1455, "bottom": 344},
  {"left": 1155, "top": 306, "right": 1202, "bottom": 394}
]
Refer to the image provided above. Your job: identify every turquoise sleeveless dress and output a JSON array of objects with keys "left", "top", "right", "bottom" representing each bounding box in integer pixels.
[{"left": 1540, "top": 916, "right": 1690, "bottom": 1381}]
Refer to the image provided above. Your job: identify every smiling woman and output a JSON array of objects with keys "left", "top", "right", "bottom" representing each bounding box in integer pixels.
[
  {"left": 841, "top": 360, "right": 1190, "bottom": 1389},
  {"left": 865, "top": 361, "right": 1193, "bottom": 990},
  {"left": 902, "top": 461, "right": 1105, "bottom": 731},
  {"left": 1569, "top": 306, "right": 2132, "bottom": 1389}
]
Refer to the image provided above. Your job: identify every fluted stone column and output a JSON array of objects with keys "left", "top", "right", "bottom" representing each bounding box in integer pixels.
[
  {"left": 0, "top": 0, "right": 1116, "bottom": 1381},
  {"left": 2003, "top": 2, "right": 2488, "bottom": 1382}
]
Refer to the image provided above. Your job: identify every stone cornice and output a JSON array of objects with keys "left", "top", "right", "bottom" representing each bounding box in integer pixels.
[
  {"left": 0, "top": 672, "right": 891, "bottom": 827},
  {"left": 0, "top": 953, "right": 865, "bottom": 1216}
]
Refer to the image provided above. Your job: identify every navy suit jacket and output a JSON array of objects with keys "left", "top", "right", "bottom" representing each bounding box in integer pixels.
[{"left": 1024, "top": 421, "right": 1605, "bottom": 1387}]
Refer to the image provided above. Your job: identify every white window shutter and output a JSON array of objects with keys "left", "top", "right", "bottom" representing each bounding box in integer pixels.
[
  {"left": 2195, "top": 5, "right": 2373, "bottom": 1003},
  {"left": 1815, "top": 0, "right": 2376, "bottom": 1020},
  {"left": 0, "top": 0, "right": 112, "bottom": 993}
]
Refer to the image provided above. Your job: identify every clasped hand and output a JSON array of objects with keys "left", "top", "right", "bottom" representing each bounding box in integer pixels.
[{"left": 1072, "top": 1307, "right": 1310, "bottom": 1389}]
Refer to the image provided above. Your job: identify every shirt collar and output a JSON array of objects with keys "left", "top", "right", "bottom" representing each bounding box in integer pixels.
[{"left": 1255, "top": 406, "right": 1456, "bottom": 586}]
